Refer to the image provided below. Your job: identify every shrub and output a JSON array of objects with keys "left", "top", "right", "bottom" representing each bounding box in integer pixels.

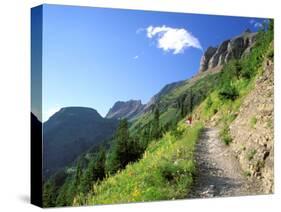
[
  {"left": 219, "top": 83, "right": 239, "bottom": 101},
  {"left": 267, "top": 120, "right": 273, "bottom": 129},
  {"left": 205, "top": 96, "right": 213, "bottom": 110},
  {"left": 246, "top": 149, "right": 257, "bottom": 161},
  {"left": 256, "top": 160, "right": 265, "bottom": 170},
  {"left": 250, "top": 116, "right": 257, "bottom": 128},
  {"left": 267, "top": 48, "right": 274, "bottom": 60},
  {"left": 159, "top": 160, "right": 179, "bottom": 182},
  {"left": 219, "top": 126, "right": 232, "bottom": 145},
  {"left": 226, "top": 60, "right": 243, "bottom": 80},
  {"left": 170, "top": 125, "right": 184, "bottom": 139},
  {"left": 243, "top": 170, "right": 251, "bottom": 177}
]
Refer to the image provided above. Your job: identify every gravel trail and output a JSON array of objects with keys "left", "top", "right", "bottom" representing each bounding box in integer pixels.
[{"left": 189, "top": 128, "right": 259, "bottom": 198}]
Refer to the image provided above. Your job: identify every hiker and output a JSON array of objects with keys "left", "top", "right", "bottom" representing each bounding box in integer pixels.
[
  {"left": 186, "top": 115, "right": 192, "bottom": 125},
  {"left": 188, "top": 116, "right": 192, "bottom": 125}
]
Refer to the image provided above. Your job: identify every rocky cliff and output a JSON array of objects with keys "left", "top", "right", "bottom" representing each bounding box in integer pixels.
[
  {"left": 229, "top": 55, "right": 274, "bottom": 193},
  {"left": 106, "top": 100, "right": 145, "bottom": 120},
  {"left": 199, "top": 29, "right": 257, "bottom": 73}
]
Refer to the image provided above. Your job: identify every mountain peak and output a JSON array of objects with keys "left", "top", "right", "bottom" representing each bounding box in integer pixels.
[
  {"left": 199, "top": 29, "right": 257, "bottom": 73},
  {"left": 59, "top": 106, "right": 98, "bottom": 113},
  {"left": 243, "top": 28, "right": 252, "bottom": 34},
  {"left": 45, "top": 106, "right": 103, "bottom": 127},
  {"left": 114, "top": 99, "right": 142, "bottom": 106},
  {"left": 106, "top": 100, "right": 145, "bottom": 120}
]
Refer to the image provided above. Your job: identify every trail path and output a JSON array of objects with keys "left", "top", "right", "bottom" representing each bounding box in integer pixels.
[{"left": 189, "top": 128, "right": 258, "bottom": 198}]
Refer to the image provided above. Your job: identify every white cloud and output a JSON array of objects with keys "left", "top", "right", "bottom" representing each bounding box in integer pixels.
[
  {"left": 133, "top": 55, "right": 139, "bottom": 59},
  {"left": 146, "top": 25, "right": 202, "bottom": 54}
]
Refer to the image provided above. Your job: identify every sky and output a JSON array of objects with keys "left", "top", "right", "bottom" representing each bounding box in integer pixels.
[{"left": 34, "top": 4, "right": 266, "bottom": 121}]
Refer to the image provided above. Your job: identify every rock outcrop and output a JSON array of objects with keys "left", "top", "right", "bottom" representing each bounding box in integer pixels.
[
  {"left": 229, "top": 56, "right": 274, "bottom": 193},
  {"left": 106, "top": 100, "right": 145, "bottom": 120},
  {"left": 199, "top": 30, "right": 257, "bottom": 73}
]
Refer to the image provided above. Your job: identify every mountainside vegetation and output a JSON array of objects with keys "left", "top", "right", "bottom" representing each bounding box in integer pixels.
[
  {"left": 42, "top": 20, "right": 273, "bottom": 207},
  {"left": 43, "top": 107, "right": 118, "bottom": 178},
  {"left": 78, "top": 123, "right": 202, "bottom": 205}
]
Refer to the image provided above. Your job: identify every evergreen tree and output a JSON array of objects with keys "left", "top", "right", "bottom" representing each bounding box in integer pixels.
[
  {"left": 79, "top": 148, "right": 106, "bottom": 194},
  {"left": 55, "top": 177, "right": 75, "bottom": 206},
  {"left": 106, "top": 119, "right": 130, "bottom": 173},
  {"left": 43, "top": 181, "right": 55, "bottom": 207},
  {"left": 43, "top": 170, "right": 67, "bottom": 207},
  {"left": 80, "top": 161, "right": 94, "bottom": 194},
  {"left": 151, "top": 107, "right": 161, "bottom": 140},
  {"left": 234, "top": 60, "right": 242, "bottom": 79},
  {"left": 141, "top": 126, "right": 150, "bottom": 149},
  {"left": 180, "top": 95, "right": 185, "bottom": 118},
  {"left": 206, "top": 96, "right": 213, "bottom": 109},
  {"left": 74, "top": 162, "right": 82, "bottom": 193},
  {"left": 92, "top": 148, "right": 106, "bottom": 181},
  {"left": 107, "top": 119, "right": 143, "bottom": 174},
  {"left": 189, "top": 89, "right": 194, "bottom": 113},
  {"left": 115, "top": 119, "right": 130, "bottom": 169}
]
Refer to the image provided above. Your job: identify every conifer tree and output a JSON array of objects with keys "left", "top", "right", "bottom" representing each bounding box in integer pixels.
[
  {"left": 151, "top": 107, "right": 161, "bottom": 140},
  {"left": 43, "top": 181, "right": 55, "bottom": 207},
  {"left": 92, "top": 147, "right": 106, "bottom": 181}
]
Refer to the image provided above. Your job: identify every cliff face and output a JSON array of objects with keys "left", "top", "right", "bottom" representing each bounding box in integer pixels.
[
  {"left": 229, "top": 56, "right": 274, "bottom": 193},
  {"left": 199, "top": 30, "right": 257, "bottom": 73}
]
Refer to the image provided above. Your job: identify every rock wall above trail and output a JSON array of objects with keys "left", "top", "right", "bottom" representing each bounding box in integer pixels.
[
  {"left": 229, "top": 56, "right": 274, "bottom": 193},
  {"left": 199, "top": 29, "right": 257, "bottom": 73}
]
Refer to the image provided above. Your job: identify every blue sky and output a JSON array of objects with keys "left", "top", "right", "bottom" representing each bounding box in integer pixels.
[{"left": 39, "top": 4, "right": 265, "bottom": 121}]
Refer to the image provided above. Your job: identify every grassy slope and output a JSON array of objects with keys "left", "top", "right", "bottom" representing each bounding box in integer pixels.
[
  {"left": 130, "top": 71, "right": 220, "bottom": 133},
  {"left": 75, "top": 122, "right": 202, "bottom": 205}
]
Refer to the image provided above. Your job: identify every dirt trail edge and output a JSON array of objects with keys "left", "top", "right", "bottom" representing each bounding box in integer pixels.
[{"left": 189, "top": 128, "right": 259, "bottom": 198}]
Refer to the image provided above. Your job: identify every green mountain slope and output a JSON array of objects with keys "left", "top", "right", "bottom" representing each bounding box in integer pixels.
[
  {"left": 43, "top": 107, "right": 118, "bottom": 178},
  {"left": 130, "top": 71, "right": 220, "bottom": 134},
  {"left": 76, "top": 122, "right": 202, "bottom": 205}
]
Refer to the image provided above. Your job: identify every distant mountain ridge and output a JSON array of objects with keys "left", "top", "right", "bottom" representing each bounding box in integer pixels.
[
  {"left": 105, "top": 80, "right": 185, "bottom": 121},
  {"left": 143, "top": 80, "right": 185, "bottom": 112},
  {"left": 106, "top": 100, "right": 145, "bottom": 120},
  {"left": 43, "top": 107, "right": 118, "bottom": 178}
]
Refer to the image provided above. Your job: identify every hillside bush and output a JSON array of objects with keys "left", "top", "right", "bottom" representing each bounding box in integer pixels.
[
  {"left": 219, "top": 125, "right": 232, "bottom": 145},
  {"left": 219, "top": 83, "right": 239, "bottom": 101}
]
